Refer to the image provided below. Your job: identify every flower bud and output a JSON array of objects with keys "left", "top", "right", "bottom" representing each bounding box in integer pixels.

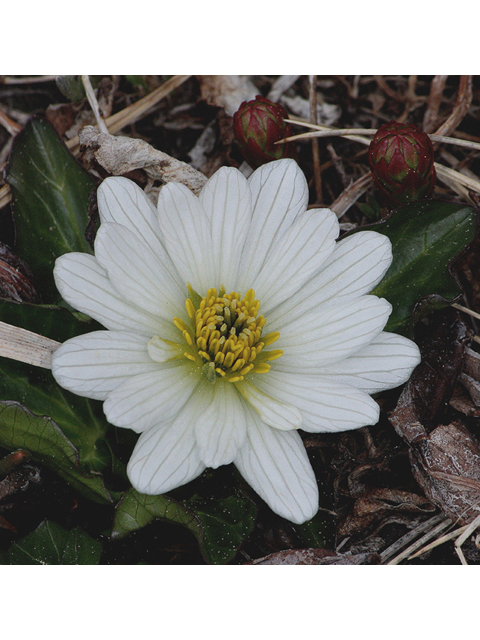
[
  {"left": 368, "top": 121, "right": 436, "bottom": 207},
  {"left": 233, "top": 95, "right": 293, "bottom": 168}
]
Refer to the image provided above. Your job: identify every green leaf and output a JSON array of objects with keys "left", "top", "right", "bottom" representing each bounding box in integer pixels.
[
  {"left": 0, "top": 299, "right": 121, "bottom": 496},
  {"left": 3, "top": 520, "right": 102, "bottom": 564},
  {"left": 55, "top": 75, "right": 86, "bottom": 101},
  {"left": 0, "top": 298, "right": 99, "bottom": 344},
  {"left": 185, "top": 494, "right": 257, "bottom": 564},
  {"left": 0, "top": 401, "right": 113, "bottom": 504},
  {"left": 111, "top": 490, "right": 201, "bottom": 540},
  {"left": 112, "top": 488, "right": 257, "bottom": 564},
  {"left": 125, "top": 75, "right": 149, "bottom": 92},
  {"left": 357, "top": 193, "right": 383, "bottom": 221},
  {"left": 365, "top": 200, "right": 477, "bottom": 335},
  {"left": 5, "top": 116, "right": 94, "bottom": 303}
]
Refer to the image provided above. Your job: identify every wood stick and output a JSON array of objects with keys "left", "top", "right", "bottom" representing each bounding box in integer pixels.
[{"left": 0, "top": 321, "right": 60, "bottom": 369}]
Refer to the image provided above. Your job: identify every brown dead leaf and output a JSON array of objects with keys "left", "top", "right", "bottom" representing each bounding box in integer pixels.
[
  {"left": 0, "top": 243, "right": 40, "bottom": 303},
  {"left": 79, "top": 126, "right": 207, "bottom": 195},
  {"left": 338, "top": 487, "right": 435, "bottom": 537},
  {"left": 197, "top": 75, "right": 257, "bottom": 116},
  {"left": 409, "top": 422, "right": 480, "bottom": 524},
  {"left": 0, "top": 466, "right": 40, "bottom": 502},
  {"left": 249, "top": 549, "right": 381, "bottom": 565},
  {"left": 451, "top": 347, "right": 480, "bottom": 415},
  {"left": 45, "top": 103, "right": 81, "bottom": 137},
  {"left": 390, "top": 309, "right": 480, "bottom": 525},
  {"left": 0, "top": 514, "right": 16, "bottom": 532},
  {"left": 449, "top": 383, "right": 480, "bottom": 417}
]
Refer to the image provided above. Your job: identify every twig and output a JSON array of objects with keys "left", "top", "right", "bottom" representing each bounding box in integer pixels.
[
  {"left": 408, "top": 524, "right": 468, "bottom": 559},
  {"left": 281, "top": 121, "right": 480, "bottom": 153},
  {"left": 330, "top": 173, "right": 372, "bottom": 219},
  {"left": 433, "top": 75, "right": 473, "bottom": 139},
  {"left": 0, "top": 108, "right": 22, "bottom": 136},
  {"left": 454, "top": 512, "right": 480, "bottom": 565},
  {"left": 452, "top": 303, "right": 480, "bottom": 322},
  {"left": 380, "top": 513, "right": 448, "bottom": 564},
  {"left": 1, "top": 75, "right": 57, "bottom": 84},
  {"left": 435, "top": 163, "right": 480, "bottom": 195},
  {"left": 281, "top": 122, "right": 374, "bottom": 146},
  {"left": 386, "top": 516, "right": 452, "bottom": 565},
  {"left": 309, "top": 75, "right": 322, "bottom": 203},
  {"left": 81, "top": 75, "right": 109, "bottom": 134},
  {"left": 374, "top": 76, "right": 405, "bottom": 102},
  {"left": 0, "top": 75, "right": 192, "bottom": 211},
  {"left": 267, "top": 76, "right": 300, "bottom": 103},
  {"left": 423, "top": 75, "right": 449, "bottom": 133},
  {"left": 0, "top": 321, "right": 60, "bottom": 369},
  {"left": 67, "top": 74, "right": 191, "bottom": 153}
]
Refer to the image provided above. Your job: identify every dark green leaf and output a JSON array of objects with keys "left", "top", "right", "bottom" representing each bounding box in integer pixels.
[
  {"left": 0, "top": 345, "right": 111, "bottom": 474},
  {"left": 186, "top": 494, "right": 257, "bottom": 564},
  {"left": 364, "top": 200, "right": 477, "bottom": 335},
  {"left": 55, "top": 75, "right": 86, "bottom": 101},
  {"left": 112, "top": 488, "right": 257, "bottom": 564},
  {"left": 0, "top": 298, "right": 99, "bottom": 344},
  {"left": 5, "top": 116, "right": 94, "bottom": 303},
  {"left": 111, "top": 490, "right": 202, "bottom": 541},
  {"left": 4, "top": 520, "right": 102, "bottom": 564},
  {"left": 357, "top": 193, "right": 383, "bottom": 221},
  {"left": 0, "top": 401, "right": 113, "bottom": 504},
  {"left": 0, "top": 299, "right": 120, "bottom": 494},
  {"left": 55, "top": 76, "right": 104, "bottom": 102}
]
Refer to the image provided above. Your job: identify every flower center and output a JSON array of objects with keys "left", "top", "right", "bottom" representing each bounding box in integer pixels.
[{"left": 172, "top": 286, "right": 282, "bottom": 383}]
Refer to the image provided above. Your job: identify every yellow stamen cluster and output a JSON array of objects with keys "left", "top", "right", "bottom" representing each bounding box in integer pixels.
[{"left": 174, "top": 287, "right": 282, "bottom": 383}]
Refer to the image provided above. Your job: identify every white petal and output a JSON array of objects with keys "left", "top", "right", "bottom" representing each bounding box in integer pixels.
[
  {"left": 324, "top": 331, "right": 421, "bottom": 393},
  {"left": 147, "top": 335, "right": 182, "bottom": 363},
  {"left": 103, "top": 363, "right": 199, "bottom": 433},
  {"left": 194, "top": 381, "right": 247, "bottom": 468},
  {"left": 157, "top": 182, "right": 215, "bottom": 294},
  {"left": 317, "top": 231, "right": 393, "bottom": 299},
  {"left": 199, "top": 167, "right": 252, "bottom": 291},
  {"left": 97, "top": 177, "right": 162, "bottom": 249},
  {"left": 54, "top": 253, "right": 177, "bottom": 340},
  {"left": 255, "top": 209, "right": 339, "bottom": 313},
  {"left": 276, "top": 295, "right": 392, "bottom": 371},
  {"left": 127, "top": 399, "right": 206, "bottom": 495},
  {"left": 97, "top": 178, "right": 187, "bottom": 294},
  {"left": 237, "top": 379, "right": 302, "bottom": 431},
  {"left": 51, "top": 331, "right": 156, "bottom": 401},
  {"left": 253, "top": 370, "right": 380, "bottom": 433},
  {"left": 237, "top": 159, "right": 309, "bottom": 290},
  {"left": 94, "top": 223, "right": 185, "bottom": 320},
  {"left": 234, "top": 410, "right": 318, "bottom": 524},
  {"left": 267, "top": 231, "right": 392, "bottom": 329}
]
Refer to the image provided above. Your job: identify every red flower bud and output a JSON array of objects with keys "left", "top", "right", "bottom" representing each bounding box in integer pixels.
[
  {"left": 233, "top": 95, "right": 293, "bottom": 169},
  {"left": 368, "top": 121, "right": 436, "bottom": 207}
]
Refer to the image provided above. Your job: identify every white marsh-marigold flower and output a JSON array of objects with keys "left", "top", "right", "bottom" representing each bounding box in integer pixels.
[{"left": 52, "top": 159, "right": 420, "bottom": 524}]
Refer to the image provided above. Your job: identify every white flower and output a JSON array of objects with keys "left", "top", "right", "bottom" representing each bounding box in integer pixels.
[{"left": 51, "top": 159, "right": 420, "bottom": 525}]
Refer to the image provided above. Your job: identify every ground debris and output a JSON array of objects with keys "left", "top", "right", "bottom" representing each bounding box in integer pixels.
[
  {"left": 338, "top": 487, "right": 435, "bottom": 538},
  {"left": 248, "top": 548, "right": 381, "bottom": 565},
  {"left": 390, "top": 308, "right": 480, "bottom": 525},
  {"left": 197, "top": 75, "right": 258, "bottom": 117},
  {"left": 79, "top": 126, "right": 207, "bottom": 195},
  {"left": 0, "top": 243, "right": 40, "bottom": 303}
]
